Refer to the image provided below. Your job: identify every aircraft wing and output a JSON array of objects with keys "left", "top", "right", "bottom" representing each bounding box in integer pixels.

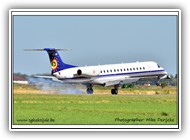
[
  {"left": 96, "top": 76, "right": 139, "bottom": 86},
  {"left": 95, "top": 76, "right": 128, "bottom": 86},
  {"left": 33, "top": 75, "right": 63, "bottom": 83}
]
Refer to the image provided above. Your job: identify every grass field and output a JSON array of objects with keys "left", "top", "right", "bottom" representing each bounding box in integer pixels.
[{"left": 13, "top": 90, "right": 178, "bottom": 125}]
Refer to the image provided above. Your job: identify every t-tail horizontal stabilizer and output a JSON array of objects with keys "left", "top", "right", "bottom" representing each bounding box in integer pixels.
[{"left": 24, "top": 48, "right": 77, "bottom": 74}]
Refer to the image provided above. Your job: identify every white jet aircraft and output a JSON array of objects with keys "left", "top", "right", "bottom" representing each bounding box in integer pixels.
[{"left": 27, "top": 48, "right": 170, "bottom": 95}]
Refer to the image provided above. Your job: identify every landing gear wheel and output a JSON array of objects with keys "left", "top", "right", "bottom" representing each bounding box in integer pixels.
[
  {"left": 115, "top": 89, "right": 118, "bottom": 95},
  {"left": 111, "top": 85, "right": 119, "bottom": 95},
  {"left": 111, "top": 89, "right": 118, "bottom": 95},
  {"left": 111, "top": 89, "right": 115, "bottom": 95},
  {"left": 86, "top": 84, "right": 93, "bottom": 94}
]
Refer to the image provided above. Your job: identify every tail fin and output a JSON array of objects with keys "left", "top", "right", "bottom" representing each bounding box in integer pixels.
[{"left": 43, "top": 48, "right": 76, "bottom": 73}]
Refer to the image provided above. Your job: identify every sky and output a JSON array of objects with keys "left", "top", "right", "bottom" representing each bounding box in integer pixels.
[{"left": 13, "top": 15, "right": 177, "bottom": 75}]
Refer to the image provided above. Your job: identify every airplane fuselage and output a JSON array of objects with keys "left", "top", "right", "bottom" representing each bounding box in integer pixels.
[{"left": 53, "top": 61, "right": 167, "bottom": 86}]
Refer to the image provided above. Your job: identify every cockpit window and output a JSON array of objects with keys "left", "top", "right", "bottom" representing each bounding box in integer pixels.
[{"left": 157, "top": 64, "right": 160, "bottom": 68}]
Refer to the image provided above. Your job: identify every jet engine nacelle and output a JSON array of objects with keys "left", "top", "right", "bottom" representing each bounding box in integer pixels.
[{"left": 77, "top": 67, "right": 100, "bottom": 77}]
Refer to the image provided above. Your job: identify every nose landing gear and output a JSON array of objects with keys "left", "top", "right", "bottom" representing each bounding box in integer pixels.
[
  {"left": 156, "top": 76, "right": 161, "bottom": 86},
  {"left": 156, "top": 81, "right": 161, "bottom": 86}
]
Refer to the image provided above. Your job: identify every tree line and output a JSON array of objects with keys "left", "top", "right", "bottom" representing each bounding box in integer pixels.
[{"left": 136, "top": 74, "right": 177, "bottom": 86}]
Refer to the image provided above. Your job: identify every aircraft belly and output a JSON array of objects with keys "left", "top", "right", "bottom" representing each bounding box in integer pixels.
[
  {"left": 91, "top": 75, "right": 127, "bottom": 85},
  {"left": 129, "top": 71, "right": 166, "bottom": 78},
  {"left": 122, "top": 78, "right": 140, "bottom": 84}
]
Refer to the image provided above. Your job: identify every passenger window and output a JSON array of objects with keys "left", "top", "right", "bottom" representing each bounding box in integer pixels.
[{"left": 130, "top": 68, "right": 132, "bottom": 71}]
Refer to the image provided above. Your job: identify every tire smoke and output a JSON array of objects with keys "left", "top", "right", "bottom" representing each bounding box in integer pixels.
[{"left": 27, "top": 76, "right": 85, "bottom": 94}]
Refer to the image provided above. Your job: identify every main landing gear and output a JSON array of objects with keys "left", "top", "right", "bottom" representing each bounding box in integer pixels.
[
  {"left": 86, "top": 84, "right": 120, "bottom": 95},
  {"left": 111, "top": 85, "right": 119, "bottom": 95},
  {"left": 86, "top": 84, "right": 93, "bottom": 94}
]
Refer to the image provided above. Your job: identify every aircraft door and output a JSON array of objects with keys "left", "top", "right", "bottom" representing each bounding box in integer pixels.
[{"left": 146, "top": 65, "right": 151, "bottom": 72}]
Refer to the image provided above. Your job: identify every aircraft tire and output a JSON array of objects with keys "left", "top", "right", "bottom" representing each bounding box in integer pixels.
[
  {"left": 111, "top": 89, "right": 115, "bottom": 95},
  {"left": 87, "top": 88, "right": 93, "bottom": 94},
  {"left": 115, "top": 89, "right": 118, "bottom": 95},
  {"left": 111, "top": 89, "right": 118, "bottom": 95}
]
